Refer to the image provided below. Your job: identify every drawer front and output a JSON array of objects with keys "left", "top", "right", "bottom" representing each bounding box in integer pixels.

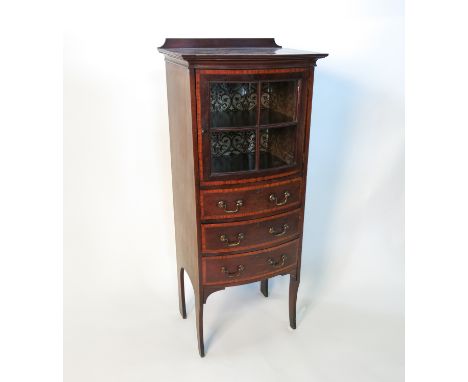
[
  {"left": 200, "top": 177, "right": 302, "bottom": 221},
  {"left": 202, "top": 209, "right": 301, "bottom": 254},
  {"left": 202, "top": 239, "right": 299, "bottom": 286}
]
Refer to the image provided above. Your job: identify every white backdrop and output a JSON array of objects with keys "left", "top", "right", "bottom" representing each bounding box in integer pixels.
[{"left": 64, "top": 0, "right": 404, "bottom": 381}]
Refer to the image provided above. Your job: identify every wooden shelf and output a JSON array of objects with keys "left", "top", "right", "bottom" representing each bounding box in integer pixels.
[{"left": 211, "top": 110, "right": 296, "bottom": 131}]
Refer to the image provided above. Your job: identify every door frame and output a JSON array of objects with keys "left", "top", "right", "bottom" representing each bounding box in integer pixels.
[{"left": 196, "top": 68, "right": 309, "bottom": 186}]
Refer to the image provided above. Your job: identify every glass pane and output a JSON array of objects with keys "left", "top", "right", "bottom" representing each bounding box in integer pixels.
[
  {"left": 210, "top": 83, "right": 257, "bottom": 128},
  {"left": 260, "top": 81, "right": 297, "bottom": 125},
  {"left": 211, "top": 130, "right": 256, "bottom": 173},
  {"left": 259, "top": 126, "right": 296, "bottom": 169}
]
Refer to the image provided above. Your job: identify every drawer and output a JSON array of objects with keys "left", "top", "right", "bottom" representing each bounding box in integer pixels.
[
  {"left": 202, "top": 239, "right": 299, "bottom": 286},
  {"left": 200, "top": 178, "right": 302, "bottom": 221},
  {"left": 201, "top": 209, "right": 301, "bottom": 254}
]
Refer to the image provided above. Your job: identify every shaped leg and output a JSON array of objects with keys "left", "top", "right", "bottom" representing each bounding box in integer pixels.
[
  {"left": 289, "top": 275, "right": 300, "bottom": 329},
  {"left": 195, "top": 292, "right": 205, "bottom": 357},
  {"left": 260, "top": 279, "right": 268, "bottom": 297},
  {"left": 178, "top": 267, "right": 187, "bottom": 319}
]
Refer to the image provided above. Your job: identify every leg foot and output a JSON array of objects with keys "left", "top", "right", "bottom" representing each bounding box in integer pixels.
[
  {"left": 289, "top": 275, "right": 300, "bottom": 329},
  {"left": 260, "top": 279, "right": 268, "bottom": 297},
  {"left": 178, "top": 267, "right": 187, "bottom": 319},
  {"left": 195, "top": 292, "right": 205, "bottom": 357}
]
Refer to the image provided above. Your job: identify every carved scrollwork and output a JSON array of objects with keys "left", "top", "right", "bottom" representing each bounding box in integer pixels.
[
  {"left": 210, "top": 81, "right": 297, "bottom": 118},
  {"left": 209, "top": 81, "right": 298, "bottom": 169},
  {"left": 211, "top": 130, "right": 256, "bottom": 157},
  {"left": 211, "top": 83, "right": 257, "bottom": 112}
]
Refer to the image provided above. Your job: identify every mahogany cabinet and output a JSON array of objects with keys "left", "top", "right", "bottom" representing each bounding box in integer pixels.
[{"left": 158, "top": 38, "right": 327, "bottom": 357}]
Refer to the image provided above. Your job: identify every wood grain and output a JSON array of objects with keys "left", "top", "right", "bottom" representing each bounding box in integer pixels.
[
  {"left": 165, "top": 62, "right": 200, "bottom": 292},
  {"left": 202, "top": 239, "right": 299, "bottom": 286},
  {"left": 159, "top": 39, "right": 327, "bottom": 356},
  {"left": 200, "top": 177, "right": 302, "bottom": 221},
  {"left": 201, "top": 208, "right": 301, "bottom": 254},
  {"left": 159, "top": 38, "right": 281, "bottom": 49}
]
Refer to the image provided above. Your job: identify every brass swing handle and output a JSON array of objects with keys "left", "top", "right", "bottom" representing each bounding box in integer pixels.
[
  {"left": 220, "top": 233, "right": 245, "bottom": 247},
  {"left": 267, "top": 254, "right": 288, "bottom": 268},
  {"left": 269, "top": 223, "right": 289, "bottom": 237},
  {"left": 217, "top": 199, "right": 243, "bottom": 214},
  {"left": 221, "top": 264, "right": 245, "bottom": 278},
  {"left": 269, "top": 191, "right": 290, "bottom": 206}
]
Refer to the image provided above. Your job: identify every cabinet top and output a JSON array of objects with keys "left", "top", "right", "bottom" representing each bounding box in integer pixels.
[{"left": 158, "top": 38, "right": 328, "bottom": 67}]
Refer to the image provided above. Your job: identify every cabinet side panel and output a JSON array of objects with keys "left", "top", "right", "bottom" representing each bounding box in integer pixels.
[
  {"left": 165, "top": 62, "right": 199, "bottom": 286},
  {"left": 296, "top": 66, "right": 316, "bottom": 282}
]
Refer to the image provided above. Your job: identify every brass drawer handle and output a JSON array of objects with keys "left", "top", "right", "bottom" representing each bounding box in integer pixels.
[
  {"left": 221, "top": 264, "right": 245, "bottom": 278},
  {"left": 267, "top": 254, "right": 287, "bottom": 268},
  {"left": 269, "top": 191, "right": 290, "bottom": 206},
  {"left": 220, "top": 233, "right": 245, "bottom": 247},
  {"left": 217, "top": 199, "right": 243, "bottom": 213},
  {"left": 269, "top": 223, "right": 289, "bottom": 237}
]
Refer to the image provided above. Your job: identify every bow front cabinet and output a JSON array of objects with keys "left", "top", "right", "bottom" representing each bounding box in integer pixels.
[{"left": 158, "top": 38, "right": 327, "bottom": 357}]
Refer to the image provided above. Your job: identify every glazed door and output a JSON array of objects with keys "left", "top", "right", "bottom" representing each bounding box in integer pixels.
[{"left": 197, "top": 69, "right": 308, "bottom": 183}]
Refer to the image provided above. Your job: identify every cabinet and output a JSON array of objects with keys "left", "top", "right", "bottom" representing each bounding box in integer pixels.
[{"left": 158, "top": 38, "right": 327, "bottom": 357}]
